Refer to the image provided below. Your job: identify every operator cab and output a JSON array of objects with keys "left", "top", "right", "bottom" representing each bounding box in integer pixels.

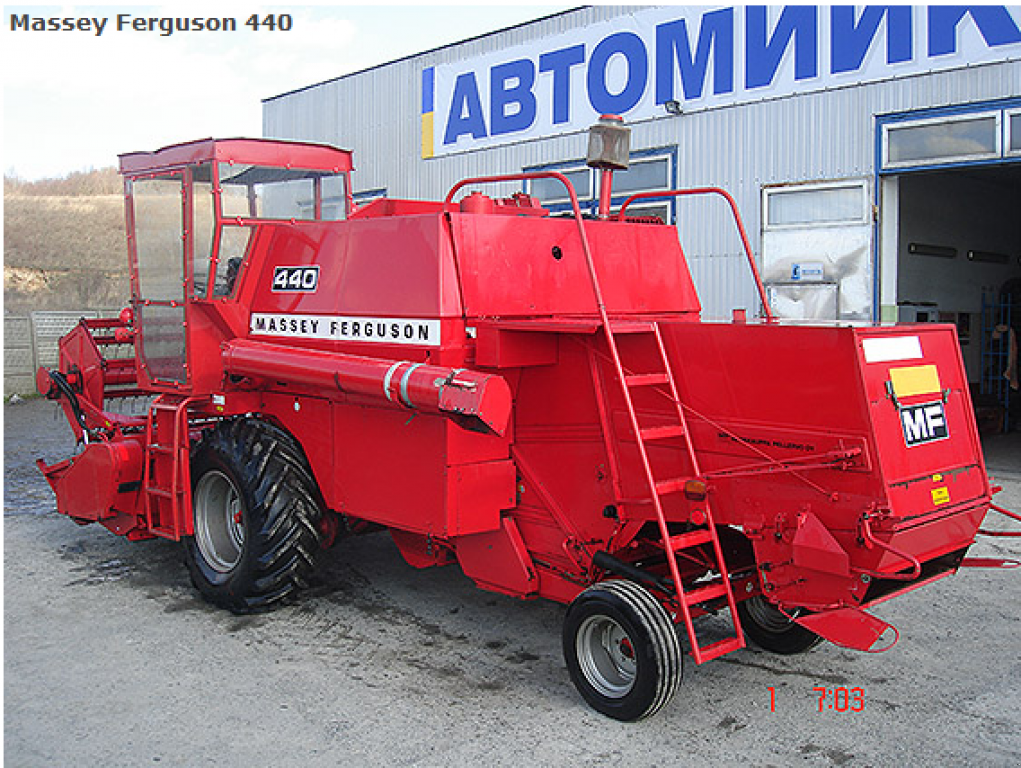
[{"left": 119, "top": 138, "right": 354, "bottom": 386}]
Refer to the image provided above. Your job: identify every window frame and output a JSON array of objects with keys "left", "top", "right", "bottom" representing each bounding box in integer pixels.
[
  {"left": 524, "top": 148, "right": 677, "bottom": 223},
  {"left": 881, "top": 110, "right": 1003, "bottom": 171},
  {"left": 216, "top": 162, "right": 351, "bottom": 223},
  {"left": 762, "top": 179, "right": 871, "bottom": 231},
  {"left": 525, "top": 166, "right": 594, "bottom": 206},
  {"left": 1006, "top": 108, "right": 1021, "bottom": 158}
]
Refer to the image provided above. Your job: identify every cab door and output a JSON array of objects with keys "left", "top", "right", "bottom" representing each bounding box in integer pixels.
[{"left": 127, "top": 172, "right": 189, "bottom": 386}]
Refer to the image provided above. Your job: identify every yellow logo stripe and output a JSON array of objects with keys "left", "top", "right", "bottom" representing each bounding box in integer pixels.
[
  {"left": 890, "top": 364, "right": 941, "bottom": 398},
  {"left": 421, "top": 113, "right": 434, "bottom": 159}
]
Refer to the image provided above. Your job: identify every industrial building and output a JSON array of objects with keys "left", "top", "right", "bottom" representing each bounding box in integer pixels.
[{"left": 263, "top": 5, "right": 1021, "bottom": 426}]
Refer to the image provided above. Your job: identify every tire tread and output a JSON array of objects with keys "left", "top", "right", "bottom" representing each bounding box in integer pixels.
[{"left": 187, "top": 418, "right": 324, "bottom": 614}]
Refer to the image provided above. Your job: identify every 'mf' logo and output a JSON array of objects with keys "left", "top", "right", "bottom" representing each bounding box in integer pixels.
[
  {"left": 900, "top": 402, "right": 949, "bottom": 447},
  {"left": 272, "top": 266, "right": 319, "bottom": 293}
]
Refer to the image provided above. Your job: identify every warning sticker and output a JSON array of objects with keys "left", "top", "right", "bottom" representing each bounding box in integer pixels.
[{"left": 931, "top": 487, "right": 951, "bottom": 506}]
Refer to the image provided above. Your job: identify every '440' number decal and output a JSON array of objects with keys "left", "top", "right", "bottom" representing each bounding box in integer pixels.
[{"left": 272, "top": 266, "right": 319, "bottom": 293}]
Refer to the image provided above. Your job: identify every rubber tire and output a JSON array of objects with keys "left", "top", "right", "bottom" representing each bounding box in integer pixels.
[
  {"left": 737, "top": 595, "right": 823, "bottom": 655},
  {"left": 185, "top": 418, "right": 324, "bottom": 614},
  {"left": 563, "top": 580, "right": 682, "bottom": 721}
]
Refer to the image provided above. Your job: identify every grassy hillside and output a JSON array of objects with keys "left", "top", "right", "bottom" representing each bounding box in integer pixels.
[{"left": 4, "top": 170, "right": 130, "bottom": 314}]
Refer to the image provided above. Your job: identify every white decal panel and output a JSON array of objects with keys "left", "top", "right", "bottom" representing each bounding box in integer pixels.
[
  {"left": 862, "top": 336, "right": 923, "bottom": 364},
  {"left": 250, "top": 314, "right": 441, "bottom": 347}
]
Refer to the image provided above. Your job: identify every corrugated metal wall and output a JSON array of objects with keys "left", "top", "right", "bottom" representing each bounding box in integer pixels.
[{"left": 263, "top": 6, "right": 1021, "bottom": 318}]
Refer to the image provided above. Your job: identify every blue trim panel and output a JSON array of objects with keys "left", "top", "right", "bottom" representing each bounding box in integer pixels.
[{"left": 421, "top": 67, "right": 435, "bottom": 115}]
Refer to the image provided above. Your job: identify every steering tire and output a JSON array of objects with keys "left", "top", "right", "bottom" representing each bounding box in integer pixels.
[{"left": 186, "top": 417, "right": 324, "bottom": 613}]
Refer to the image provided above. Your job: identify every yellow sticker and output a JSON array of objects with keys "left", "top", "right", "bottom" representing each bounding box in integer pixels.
[
  {"left": 932, "top": 487, "right": 950, "bottom": 506},
  {"left": 932, "top": 474, "right": 943, "bottom": 482},
  {"left": 890, "top": 364, "right": 941, "bottom": 398}
]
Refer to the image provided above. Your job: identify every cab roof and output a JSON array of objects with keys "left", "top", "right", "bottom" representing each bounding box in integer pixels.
[{"left": 118, "top": 137, "right": 353, "bottom": 176}]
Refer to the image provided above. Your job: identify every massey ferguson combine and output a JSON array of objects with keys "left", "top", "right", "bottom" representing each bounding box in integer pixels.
[{"left": 37, "top": 117, "right": 1019, "bottom": 720}]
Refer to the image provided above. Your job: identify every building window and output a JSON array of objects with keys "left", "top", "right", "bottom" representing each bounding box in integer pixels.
[
  {"left": 525, "top": 150, "right": 675, "bottom": 222},
  {"left": 763, "top": 180, "right": 869, "bottom": 228},
  {"left": 611, "top": 157, "right": 670, "bottom": 195},
  {"left": 1007, "top": 109, "right": 1021, "bottom": 157},
  {"left": 882, "top": 111, "right": 1001, "bottom": 170},
  {"left": 529, "top": 168, "right": 592, "bottom": 204},
  {"left": 350, "top": 188, "right": 386, "bottom": 215}
]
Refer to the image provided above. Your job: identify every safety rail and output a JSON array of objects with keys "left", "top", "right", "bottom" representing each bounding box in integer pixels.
[
  {"left": 617, "top": 187, "right": 774, "bottom": 322},
  {"left": 445, "top": 171, "right": 612, "bottom": 319}
]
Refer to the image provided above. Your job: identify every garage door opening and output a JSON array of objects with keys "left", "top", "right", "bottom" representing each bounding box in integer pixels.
[
  {"left": 876, "top": 101, "right": 1021, "bottom": 433},
  {"left": 893, "top": 163, "right": 1021, "bottom": 432}
]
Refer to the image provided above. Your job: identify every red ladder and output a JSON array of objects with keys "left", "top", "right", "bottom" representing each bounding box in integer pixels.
[
  {"left": 599, "top": 319, "right": 744, "bottom": 663},
  {"left": 143, "top": 395, "right": 193, "bottom": 540},
  {"left": 441, "top": 170, "right": 749, "bottom": 661}
]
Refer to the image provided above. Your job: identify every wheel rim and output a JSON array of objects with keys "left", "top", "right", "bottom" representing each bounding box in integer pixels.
[
  {"left": 745, "top": 595, "right": 798, "bottom": 633},
  {"left": 194, "top": 470, "right": 245, "bottom": 573},
  {"left": 576, "top": 615, "right": 637, "bottom": 698}
]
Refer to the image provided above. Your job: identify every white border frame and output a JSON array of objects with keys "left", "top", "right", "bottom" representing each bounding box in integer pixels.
[
  {"left": 762, "top": 178, "right": 871, "bottom": 231},
  {"left": 881, "top": 110, "right": 1002, "bottom": 170}
]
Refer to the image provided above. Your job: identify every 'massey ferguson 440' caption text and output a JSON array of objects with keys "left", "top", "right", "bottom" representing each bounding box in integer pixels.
[{"left": 9, "top": 13, "right": 292, "bottom": 37}]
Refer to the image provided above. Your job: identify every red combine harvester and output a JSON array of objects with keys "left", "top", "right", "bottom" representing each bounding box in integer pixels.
[{"left": 37, "top": 118, "right": 1019, "bottom": 720}]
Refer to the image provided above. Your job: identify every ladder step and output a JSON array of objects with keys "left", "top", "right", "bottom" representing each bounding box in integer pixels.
[
  {"left": 669, "top": 529, "right": 713, "bottom": 550},
  {"left": 146, "top": 487, "right": 178, "bottom": 499},
  {"left": 640, "top": 424, "right": 686, "bottom": 441},
  {"left": 697, "top": 636, "right": 744, "bottom": 661},
  {"left": 148, "top": 444, "right": 175, "bottom": 454},
  {"left": 625, "top": 373, "right": 669, "bottom": 387},
  {"left": 609, "top": 321, "right": 655, "bottom": 334},
  {"left": 684, "top": 581, "right": 729, "bottom": 606},
  {"left": 655, "top": 476, "right": 687, "bottom": 496}
]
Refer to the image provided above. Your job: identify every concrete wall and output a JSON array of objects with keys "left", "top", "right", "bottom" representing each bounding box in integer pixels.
[{"left": 4, "top": 311, "right": 104, "bottom": 397}]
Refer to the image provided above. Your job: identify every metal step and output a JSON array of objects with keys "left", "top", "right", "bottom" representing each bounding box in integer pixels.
[
  {"left": 609, "top": 321, "right": 656, "bottom": 334},
  {"left": 624, "top": 372, "right": 669, "bottom": 387},
  {"left": 696, "top": 636, "right": 744, "bottom": 661},
  {"left": 640, "top": 424, "right": 686, "bottom": 441},
  {"left": 683, "top": 581, "right": 729, "bottom": 606},
  {"left": 654, "top": 476, "right": 687, "bottom": 495},
  {"left": 669, "top": 529, "right": 713, "bottom": 550}
]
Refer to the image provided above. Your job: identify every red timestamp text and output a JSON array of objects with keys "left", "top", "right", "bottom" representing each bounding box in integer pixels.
[
  {"left": 767, "top": 686, "right": 867, "bottom": 712},
  {"left": 814, "top": 686, "right": 866, "bottom": 712}
]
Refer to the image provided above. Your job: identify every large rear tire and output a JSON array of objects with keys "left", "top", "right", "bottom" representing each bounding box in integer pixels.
[
  {"left": 737, "top": 595, "right": 823, "bottom": 655},
  {"left": 563, "top": 580, "right": 682, "bottom": 721},
  {"left": 186, "top": 418, "right": 324, "bottom": 614}
]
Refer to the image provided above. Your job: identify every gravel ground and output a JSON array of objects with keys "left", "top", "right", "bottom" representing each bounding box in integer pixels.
[{"left": 5, "top": 396, "right": 1021, "bottom": 767}]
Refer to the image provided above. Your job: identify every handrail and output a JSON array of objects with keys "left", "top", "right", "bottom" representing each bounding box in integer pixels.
[
  {"left": 855, "top": 511, "right": 922, "bottom": 582},
  {"left": 617, "top": 187, "right": 774, "bottom": 321},
  {"left": 444, "top": 172, "right": 611, "bottom": 318}
]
